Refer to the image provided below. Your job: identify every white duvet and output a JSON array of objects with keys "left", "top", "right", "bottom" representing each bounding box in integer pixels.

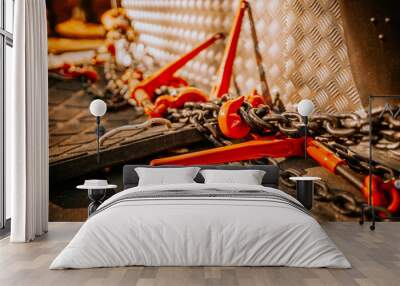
[{"left": 50, "top": 183, "right": 351, "bottom": 269}]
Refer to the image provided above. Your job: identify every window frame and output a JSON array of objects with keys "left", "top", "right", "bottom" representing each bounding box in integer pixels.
[{"left": 0, "top": 0, "right": 14, "bottom": 231}]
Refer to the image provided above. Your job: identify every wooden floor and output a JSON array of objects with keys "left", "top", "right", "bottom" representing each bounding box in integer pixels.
[{"left": 0, "top": 222, "right": 398, "bottom": 286}]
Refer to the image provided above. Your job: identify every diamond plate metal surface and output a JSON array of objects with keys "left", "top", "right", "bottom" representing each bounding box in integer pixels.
[{"left": 122, "top": 0, "right": 364, "bottom": 113}]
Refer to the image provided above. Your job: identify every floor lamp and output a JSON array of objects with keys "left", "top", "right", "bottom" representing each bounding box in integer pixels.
[
  {"left": 297, "top": 99, "right": 315, "bottom": 160},
  {"left": 364, "top": 95, "right": 400, "bottom": 231},
  {"left": 89, "top": 99, "right": 107, "bottom": 164}
]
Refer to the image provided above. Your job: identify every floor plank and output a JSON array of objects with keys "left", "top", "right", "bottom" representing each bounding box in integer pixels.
[{"left": 0, "top": 222, "right": 399, "bottom": 286}]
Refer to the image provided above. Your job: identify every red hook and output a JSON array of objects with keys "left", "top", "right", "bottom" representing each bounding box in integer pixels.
[
  {"left": 218, "top": 95, "right": 250, "bottom": 139},
  {"left": 362, "top": 176, "right": 400, "bottom": 214}
]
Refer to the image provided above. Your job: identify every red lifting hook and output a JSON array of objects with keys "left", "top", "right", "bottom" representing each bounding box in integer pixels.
[
  {"left": 362, "top": 176, "right": 400, "bottom": 214},
  {"left": 218, "top": 92, "right": 265, "bottom": 139},
  {"left": 218, "top": 96, "right": 251, "bottom": 139}
]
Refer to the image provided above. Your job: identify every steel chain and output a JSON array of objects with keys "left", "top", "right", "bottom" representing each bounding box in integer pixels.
[
  {"left": 278, "top": 167, "right": 361, "bottom": 216},
  {"left": 167, "top": 97, "right": 400, "bottom": 152},
  {"left": 165, "top": 97, "right": 399, "bottom": 218}
]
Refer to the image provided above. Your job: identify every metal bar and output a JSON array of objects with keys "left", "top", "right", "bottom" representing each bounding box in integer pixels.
[
  {"left": 96, "top": 117, "right": 100, "bottom": 164},
  {"left": 303, "top": 116, "right": 308, "bottom": 160}
]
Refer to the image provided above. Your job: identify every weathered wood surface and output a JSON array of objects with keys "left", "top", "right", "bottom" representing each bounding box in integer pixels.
[
  {"left": 48, "top": 78, "right": 204, "bottom": 183},
  {"left": 50, "top": 125, "right": 204, "bottom": 183},
  {"left": 1, "top": 222, "right": 399, "bottom": 286}
]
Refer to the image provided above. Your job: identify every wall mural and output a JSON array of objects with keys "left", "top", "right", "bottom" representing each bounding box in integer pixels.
[{"left": 47, "top": 0, "right": 400, "bottom": 222}]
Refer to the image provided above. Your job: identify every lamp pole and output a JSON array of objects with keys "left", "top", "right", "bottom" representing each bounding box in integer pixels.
[
  {"left": 96, "top": 116, "right": 101, "bottom": 164},
  {"left": 303, "top": 116, "right": 308, "bottom": 160},
  {"left": 297, "top": 99, "right": 314, "bottom": 160},
  {"left": 89, "top": 99, "right": 107, "bottom": 165}
]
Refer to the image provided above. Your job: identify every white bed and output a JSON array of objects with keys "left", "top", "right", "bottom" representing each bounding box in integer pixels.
[{"left": 50, "top": 181, "right": 350, "bottom": 269}]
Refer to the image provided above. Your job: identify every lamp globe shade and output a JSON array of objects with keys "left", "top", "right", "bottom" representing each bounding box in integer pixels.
[
  {"left": 89, "top": 99, "right": 107, "bottom": 117},
  {"left": 297, "top": 99, "right": 315, "bottom": 116}
]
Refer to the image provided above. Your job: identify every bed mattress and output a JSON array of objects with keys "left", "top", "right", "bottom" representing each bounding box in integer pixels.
[{"left": 50, "top": 183, "right": 350, "bottom": 269}]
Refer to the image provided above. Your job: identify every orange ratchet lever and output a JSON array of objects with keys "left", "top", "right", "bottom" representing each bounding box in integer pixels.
[{"left": 151, "top": 137, "right": 305, "bottom": 166}]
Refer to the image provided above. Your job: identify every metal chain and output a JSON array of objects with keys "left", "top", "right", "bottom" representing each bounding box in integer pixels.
[
  {"left": 165, "top": 99, "right": 399, "bottom": 218},
  {"left": 278, "top": 167, "right": 361, "bottom": 216},
  {"left": 166, "top": 98, "right": 400, "bottom": 159},
  {"left": 166, "top": 95, "right": 233, "bottom": 146}
]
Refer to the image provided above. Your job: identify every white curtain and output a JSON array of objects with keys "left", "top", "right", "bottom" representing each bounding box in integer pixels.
[{"left": 6, "top": 0, "right": 49, "bottom": 242}]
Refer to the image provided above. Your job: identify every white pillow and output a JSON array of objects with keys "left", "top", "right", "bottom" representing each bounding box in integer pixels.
[
  {"left": 135, "top": 167, "right": 200, "bottom": 186},
  {"left": 200, "top": 169, "right": 266, "bottom": 185}
]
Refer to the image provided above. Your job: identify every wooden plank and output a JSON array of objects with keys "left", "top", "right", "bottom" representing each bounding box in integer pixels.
[{"left": 50, "top": 127, "right": 205, "bottom": 184}]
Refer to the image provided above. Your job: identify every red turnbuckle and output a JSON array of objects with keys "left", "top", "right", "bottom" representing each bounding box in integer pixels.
[
  {"left": 307, "top": 140, "right": 400, "bottom": 214},
  {"left": 150, "top": 137, "right": 305, "bottom": 166}
]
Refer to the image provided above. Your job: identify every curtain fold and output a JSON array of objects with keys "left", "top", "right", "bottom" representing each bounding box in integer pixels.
[{"left": 7, "top": 0, "right": 48, "bottom": 242}]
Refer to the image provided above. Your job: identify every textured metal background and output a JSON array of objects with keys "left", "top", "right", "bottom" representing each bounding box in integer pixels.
[
  {"left": 122, "top": 0, "right": 364, "bottom": 114},
  {"left": 339, "top": 0, "right": 400, "bottom": 108}
]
